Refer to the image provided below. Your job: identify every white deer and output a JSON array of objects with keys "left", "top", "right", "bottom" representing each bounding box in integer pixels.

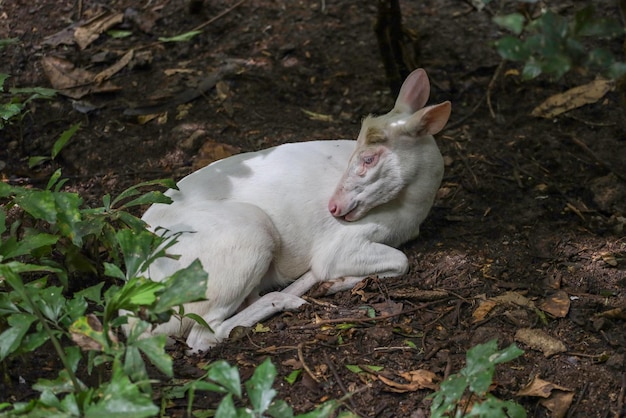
[{"left": 129, "top": 68, "right": 451, "bottom": 353}]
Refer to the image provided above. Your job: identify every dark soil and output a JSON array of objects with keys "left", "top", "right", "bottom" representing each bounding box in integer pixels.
[{"left": 1, "top": 0, "right": 626, "bottom": 416}]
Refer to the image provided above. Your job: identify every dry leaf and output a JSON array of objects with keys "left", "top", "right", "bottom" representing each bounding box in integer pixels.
[
  {"left": 531, "top": 79, "right": 614, "bottom": 119},
  {"left": 94, "top": 49, "right": 133, "bottom": 83},
  {"left": 515, "top": 328, "right": 567, "bottom": 357},
  {"left": 378, "top": 369, "right": 438, "bottom": 393},
  {"left": 41, "top": 56, "right": 121, "bottom": 99},
  {"left": 74, "top": 11, "right": 124, "bottom": 49},
  {"left": 371, "top": 300, "right": 403, "bottom": 317},
  {"left": 517, "top": 375, "right": 572, "bottom": 397},
  {"left": 491, "top": 291, "right": 535, "bottom": 309},
  {"left": 539, "top": 290, "right": 570, "bottom": 318},
  {"left": 193, "top": 141, "right": 241, "bottom": 170},
  {"left": 540, "top": 391, "right": 575, "bottom": 418},
  {"left": 472, "top": 299, "right": 498, "bottom": 323},
  {"left": 518, "top": 375, "right": 574, "bottom": 418}
]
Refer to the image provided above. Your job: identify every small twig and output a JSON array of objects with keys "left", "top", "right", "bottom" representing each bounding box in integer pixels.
[
  {"left": 325, "top": 353, "right": 360, "bottom": 414},
  {"left": 292, "top": 300, "right": 444, "bottom": 330},
  {"left": 486, "top": 60, "right": 505, "bottom": 119},
  {"left": 566, "top": 134, "right": 626, "bottom": 183},
  {"left": 567, "top": 381, "right": 589, "bottom": 418},
  {"left": 445, "top": 62, "right": 505, "bottom": 131},
  {"left": 451, "top": 142, "right": 479, "bottom": 188},
  {"left": 615, "top": 373, "right": 626, "bottom": 418},
  {"left": 192, "top": 0, "right": 248, "bottom": 32},
  {"left": 297, "top": 342, "right": 320, "bottom": 384}
]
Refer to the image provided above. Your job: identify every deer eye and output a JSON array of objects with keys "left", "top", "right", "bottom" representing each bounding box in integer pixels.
[{"left": 363, "top": 155, "right": 376, "bottom": 165}]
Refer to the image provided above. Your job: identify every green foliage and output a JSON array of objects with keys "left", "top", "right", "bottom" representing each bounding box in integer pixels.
[
  {"left": 0, "top": 126, "right": 353, "bottom": 417},
  {"left": 493, "top": 5, "right": 626, "bottom": 80},
  {"left": 429, "top": 340, "right": 526, "bottom": 418},
  {"left": 164, "top": 358, "right": 342, "bottom": 418}
]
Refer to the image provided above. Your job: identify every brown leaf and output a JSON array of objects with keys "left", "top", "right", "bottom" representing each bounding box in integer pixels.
[
  {"left": 539, "top": 391, "right": 575, "bottom": 418},
  {"left": 74, "top": 11, "right": 124, "bottom": 50},
  {"left": 94, "top": 49, "right": 134, "bottom": 83},
  {"left": 472, "top": 299, "right": 498, "bottom": 323},
  {"left": 41, "top": 56, "right": 121, "bottom": 99},
  {"left": 371, "top": 300, "right": 403, "bottom": 317},
  {"left": 539, "top": 290, "right": 570, "bottom": 318},
  {"left": 515, "top": 328, "right": 567, "bottom": 358},
  {"left": 192, "top": 141, "right": 240, "bottom": 170},
  {"left": 517, "top": 375, "right": 572, "bottom": 398},
  {"left": 531, "top": 79, "right": 614, "bottom": 119},
  {"left": 378, "top": 369, "right": 438, "bottom": 393}
]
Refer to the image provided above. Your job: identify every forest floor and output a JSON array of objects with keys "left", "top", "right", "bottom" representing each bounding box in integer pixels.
[{"left": 1, "top": 0, "right": 626, "bottom": 416}]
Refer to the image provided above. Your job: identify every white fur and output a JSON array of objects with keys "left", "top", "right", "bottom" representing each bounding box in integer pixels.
[{"left": 125, "top": 69, "right": 451, "bottom": 352}]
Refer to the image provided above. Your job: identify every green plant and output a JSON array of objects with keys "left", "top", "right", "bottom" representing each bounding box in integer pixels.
[
  {"left": 429, "top": 339, "right": 526, "bottom": 418},
  {"left": 493, "top": 4, "right": 626, "bottom": 80},
  {"left": 0, "top": 127, "right": 213, "bottom": 415},
  {"left": 164, "top": 358, "right": 345, "bottom": 418},
  {"left": 0, "top": 126, "right": 353, "bottom": 417}
]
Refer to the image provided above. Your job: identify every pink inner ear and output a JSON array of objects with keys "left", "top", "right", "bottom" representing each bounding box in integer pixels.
[{"left": 395, "top": 69, "right": 431, "bottom": 114}]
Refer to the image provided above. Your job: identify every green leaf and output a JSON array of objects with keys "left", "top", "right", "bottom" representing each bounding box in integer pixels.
[
  {"left": 0, "top": 232, "right": 58, "bottom": 259},
  {"left": 0, "top": 313, "right": 37, "bottom": 361},
  {"left": 154, "top": 260, "right": 208, "bottom": 312},
  {"left": 267, "top": 400, "right": 294, "bottom": 418},
  {"left": 158, "top": 30, "right": 202, "bottom": 43},
  {"left": 120, "top": 190, "right": 173, "bottom": 209},
  {"left": 284, "top": 369, "right": 301, "bottom": 385},
  {"left": 14, "top": 189, "right": 57, "bottom": 223},
  {"left": 133, "top": 335, "right": 173, "bottom": 377},
  {"left": 84, "top": 367, "right": 159, "bottom": 418},
  {"left": 36, "top": 285, "right": 65, "bottom": 322},
  {"left": 215, "top": 393, "right": 237, "bottom": 418},
  {"left": 52, "top": 123, "right": 80, "bottom": 159},
  {"left": 53, "top": 192, "right": 84, "bottom": 245},
  {"left": 493, "top": 13, "right": 525, "bottom": 35},
  {"left": 494, "top": 36, "right": 529, "bottom": 61},
  {"left": 207, "top": 361, "right": 242, "bottom": 398},
  {"left": 245, "top": 358, "right": 277, "bottom": 414},
  {"left": 345, "top": 365, "right": 362, "bottom": 373},
  {"left": 104, "top": 262, "right": 126, "bottom": 280},
  {"left": 107, "top": 30, "right": 133, "bottom": 38},
  {"left": 522, "top": 58, "right": 543, "bottom": 80},
  {"left": 28, "top": 155, "right": 50, "bottom": 168},
  {"left": 111, "top": 178, "right": 176, "bottom": 209}
]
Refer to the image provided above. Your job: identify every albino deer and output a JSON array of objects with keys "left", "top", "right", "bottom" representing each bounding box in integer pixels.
[{"left": 129, "top": 69, "right": 450, "bottom": 353}]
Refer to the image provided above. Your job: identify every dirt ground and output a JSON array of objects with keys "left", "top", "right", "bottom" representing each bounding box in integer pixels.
[{"left": 1, "top": 0, "right": 626, "bottom": 416}]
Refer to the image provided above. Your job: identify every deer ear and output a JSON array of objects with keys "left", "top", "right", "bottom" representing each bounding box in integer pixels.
[
  {"left": 406, "top": 101, "right": 451, "bottom": 137},
  {"left": 393, "top": 69, "right": 431, "bottom": 114}
]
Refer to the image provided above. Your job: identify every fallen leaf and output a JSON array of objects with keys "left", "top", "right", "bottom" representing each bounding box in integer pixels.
[
  {"left": 192, "top": 141, "right": 240, "bottom": 170},
  {"left": 491, "top": 291, "right": 535, "bottom": 309},
  {"left": 74, "top": 11, "right": 124, "bottom": 49},
  {"left": 41, "top": 56, "right": 121, "bottom": 99},
  {"left": 517, "top": 375, "right": 572, "bottom": 398},
  {"left": 539, "top": 290, "right": 570, "bottom": 318},
  {"left": 94, "top": 49, "right": 133, "bottom": 83},
  {"left": 378, "top": 369, "right": 438, "bottom": 393},
  {"left": 531, "top": 79, "right": 614, "bottom": 119},
  {"left": 371, "top": 300, "right": 403, "bottom": 317},
  {"left": 539, "top": 390, "right": 575, "bottom": 418},
  {"left": 472, "top": 299, "right": 498, "bottom": 323},
  {"left": 597, "top": 307, "right": 626, "bottom": 320},
  {"left": 515, "top": 328, "right": 567, "bottom": 357}
]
